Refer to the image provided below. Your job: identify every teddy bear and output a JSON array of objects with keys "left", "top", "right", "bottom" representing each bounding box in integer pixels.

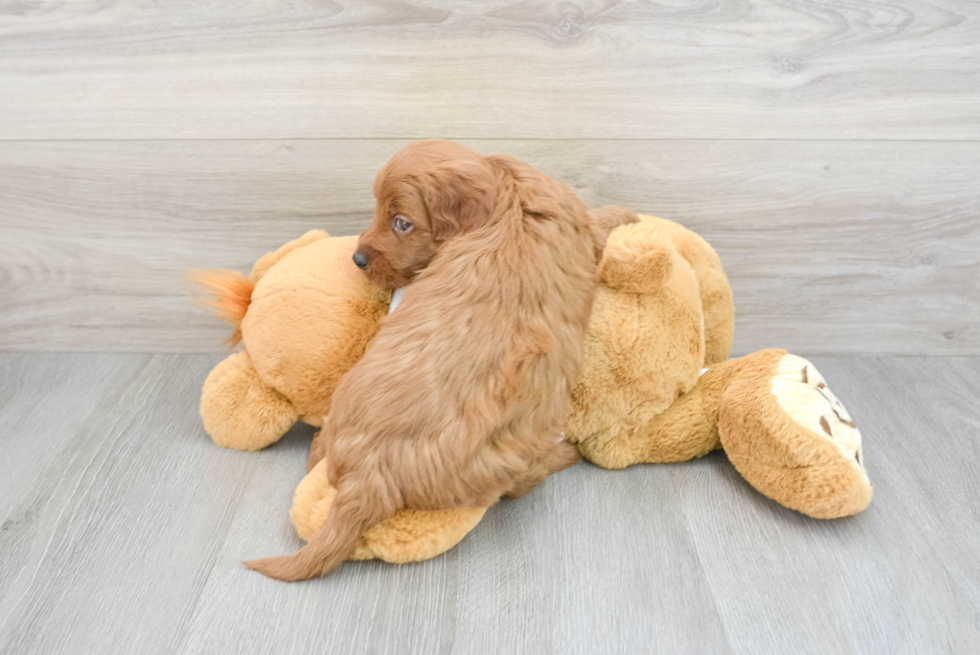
[{"left": 195, "top": 212, "right": 871, "bottom": 564}]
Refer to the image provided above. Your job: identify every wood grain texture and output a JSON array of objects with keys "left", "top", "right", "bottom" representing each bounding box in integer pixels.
[
  {"left": 668, "top": 356, "right": 980, "bottom": 654},
  {"left": 0, "top": 0, "right": 978, "bottom": 140},
  {"left": 0, "top": 353, "right": 977, "bottom": 654},
  {"left": 1, "top": 139, "right": 977, "bottom": 355}
]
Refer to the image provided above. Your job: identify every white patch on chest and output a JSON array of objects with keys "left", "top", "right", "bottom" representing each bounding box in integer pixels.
[{"left": 388, "top": 287, "right": 406, "bottom": 314}]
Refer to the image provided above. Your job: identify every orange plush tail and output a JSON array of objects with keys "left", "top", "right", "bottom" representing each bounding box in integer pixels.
[{"left": 188, "top": 269, "right": 254, "bottom": 346}]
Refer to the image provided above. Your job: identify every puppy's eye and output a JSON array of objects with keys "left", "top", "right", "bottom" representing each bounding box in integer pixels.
[{"left": 392, "top": 214, "right": 414, "bottom": 234}]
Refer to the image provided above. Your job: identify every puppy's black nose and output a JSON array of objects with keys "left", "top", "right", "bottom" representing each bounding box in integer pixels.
[{"left": 352, "top": 249, "right": 369, "bottom": 269}]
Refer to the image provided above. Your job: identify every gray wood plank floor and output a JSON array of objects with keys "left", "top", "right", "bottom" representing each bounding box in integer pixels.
[{"left": 0, "top": 353, "right": 976, "bottom": 654}]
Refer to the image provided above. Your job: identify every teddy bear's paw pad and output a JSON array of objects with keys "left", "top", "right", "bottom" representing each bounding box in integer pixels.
[
  {"left": 290, "top": 459, "right": 337, "bottom": 542},
  {"left": 771, "top": 354, "right": 866, "bottom": 474}
]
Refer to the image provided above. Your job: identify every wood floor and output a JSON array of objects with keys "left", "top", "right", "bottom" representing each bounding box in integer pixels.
[{"left": 0, "top": 353, "right": 977, "bottom": 654}]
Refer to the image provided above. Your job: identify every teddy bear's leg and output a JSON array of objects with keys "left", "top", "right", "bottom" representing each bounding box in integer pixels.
[
  {"left": 716, "top": 349, "right": 872, "bottom": 518},
  {"left": 582, "top": 349, "right": 871, "bottom": 518},
  {"left": 290, "top": 459, "right": 488, "bottom": 564},
  {"left": 574, "top": 354, "right": 738, "bottom": 468},
  {"left": 567, "top": 225, "right": 710, "bottom": 469},
  {"left": 200, "top": 351, "right": 299, "bottom": 451}
]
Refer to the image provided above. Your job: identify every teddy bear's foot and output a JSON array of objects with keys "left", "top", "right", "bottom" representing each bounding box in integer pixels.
[
  {"left": 290, "top": 459, "right": 337, "bottom": 541},
  {"left": 291, "top": 460, "right": 488, "bottom": 563},
  {"left": 200, "top": 351, "right": 299, "bottom": 451},
  {"left": 719, "top": 350, "right": 872, "bottom": 519},
  {"left": 770, "top": 354, "right": 865, "bottom": 468}
]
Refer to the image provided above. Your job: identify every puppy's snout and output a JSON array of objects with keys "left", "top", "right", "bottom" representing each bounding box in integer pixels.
[{"left": 352, "top": 249, "right": 369, "bottom": 269}]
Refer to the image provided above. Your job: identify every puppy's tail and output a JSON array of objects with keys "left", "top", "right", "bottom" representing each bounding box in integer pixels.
[
  {"left": 244, "top": 491, "right": 389, "bottom": 581},
  {"left": 188, "top": 269, "right": 254, "bottom": 347}
]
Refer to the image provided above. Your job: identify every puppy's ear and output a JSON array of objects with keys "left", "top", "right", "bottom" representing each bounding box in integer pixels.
[{"left": 419, "top": 160, "right": 496, "bottom": 241}]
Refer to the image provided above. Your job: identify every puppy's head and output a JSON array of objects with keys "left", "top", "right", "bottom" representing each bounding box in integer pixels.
[{"left": 354, "top": 140, "right": 497, "bottom": 289}]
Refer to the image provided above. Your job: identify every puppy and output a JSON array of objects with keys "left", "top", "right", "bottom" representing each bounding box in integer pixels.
[{"left": 246, "top": 140, "right": 596, "bottom": 580}]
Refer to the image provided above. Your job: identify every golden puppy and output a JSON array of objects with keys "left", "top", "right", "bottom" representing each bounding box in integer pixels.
[{"left": 246, "top": 140, "right": 596, "bottom": 580}]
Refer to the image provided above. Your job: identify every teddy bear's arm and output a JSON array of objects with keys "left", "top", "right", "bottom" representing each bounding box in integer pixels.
[
  {"left": 250, "top": 229, "right": 330, "bottom": 284},
  {"left": 201, "top": 351, "right": 299, "bottom": 450}
]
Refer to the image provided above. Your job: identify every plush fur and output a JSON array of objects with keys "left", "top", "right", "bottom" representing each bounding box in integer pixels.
[
  {"left": 195, "top": 193, "right": 871, "bottom": 570},
  {"left": 243, "top": 140, "right": 596, "bottom": 580},
  {"left": 292, "top": 459, "right": 487, "bottom": 563},
  {"left": 200, "top": 351, "right": 298, "bottom": 451},
  {"left": 564, "top": 216, "right": 732, "bottom": 466},
  {"left": 719, "top": 349, "right": 872, "bottom": 519},
  {"left": 288, "top": 349, "right": 871, "bottom": 561},
  {"left": 198, "top": 232, "right": 391, "bottom": 448},
  {"left": 279, "top": 216, "right": 868, "bottom": 559}
]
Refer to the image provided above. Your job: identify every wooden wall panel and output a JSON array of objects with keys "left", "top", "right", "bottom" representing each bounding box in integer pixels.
[
  {"left": 0, "top": 1, "right": 977, "bottom": 140},
  {"left": 1, "top": 140, "right": 976, "bottom": 354}
]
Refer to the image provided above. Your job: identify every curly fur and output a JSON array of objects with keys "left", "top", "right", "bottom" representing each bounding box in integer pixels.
[{"left": 245, "top": 139, "right": 596, "bottom": 580}]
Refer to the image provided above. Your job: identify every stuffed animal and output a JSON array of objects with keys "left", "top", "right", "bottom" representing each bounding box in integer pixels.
[{"left": 196, "top": 213, "right": 871, "bottom": 564}]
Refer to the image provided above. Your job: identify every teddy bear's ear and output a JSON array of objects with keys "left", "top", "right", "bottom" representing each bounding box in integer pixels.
[
  {"left": 250, "top": 229, "right": 330, "bottom": 283},
  {"left": 597, "top": 235, "right": 675, "bottom": 294}
]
